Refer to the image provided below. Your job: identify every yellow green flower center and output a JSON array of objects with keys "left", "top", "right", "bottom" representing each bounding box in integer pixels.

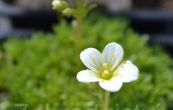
[
  {"left": 100, "top": 70, "right": 112, "bottom": 80},
  {"left": 100, "top": 63, "right": 113, "bottom": 80}
]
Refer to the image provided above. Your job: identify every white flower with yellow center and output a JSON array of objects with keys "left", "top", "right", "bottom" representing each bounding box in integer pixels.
[{"left": 77, "top": 42, "right": 139, "bottom": 92}]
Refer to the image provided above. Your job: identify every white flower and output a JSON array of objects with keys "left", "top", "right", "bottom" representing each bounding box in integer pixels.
[
  {"left": 52, "top": 0, "right": 68, "bottom": 11},
  {"left": 77, "top": 42, "right": 139, "bottom": 92}
]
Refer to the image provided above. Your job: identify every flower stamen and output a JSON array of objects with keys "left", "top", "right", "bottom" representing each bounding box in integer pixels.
[
  {"left": 100, "top": 70, "right": 112, "bottom": 80},
  {"left": 103, "top": 63, "right": 108, "bottom": 69}
]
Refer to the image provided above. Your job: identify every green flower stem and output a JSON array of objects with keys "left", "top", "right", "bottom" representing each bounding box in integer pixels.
[
  {"left": 46, "top": 104, "right": 49, "bottom": 110},
  {"left": 73, "top": 17, "right": 84, "bottom": 50},
  {"left": 103, "top": 91, "right": 110, "bottom": 110},
  {"left": 76, "top": 18, "right": 82, "bottom": 39}
]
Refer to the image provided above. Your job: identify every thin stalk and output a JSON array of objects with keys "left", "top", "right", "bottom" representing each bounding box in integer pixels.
[
  {"left": 73, "top": 17, "right": 84, "bottom": 51},
  {"left": 45, "top": 104, "right": 49, "bottom": 110},
  {"left": 102, "top": 91, "right": 110, "bottom": 110}
]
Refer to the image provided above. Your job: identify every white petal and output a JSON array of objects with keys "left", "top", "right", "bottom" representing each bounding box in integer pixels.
[
  {"left": 80, "top": 48, "right": 102, "bottom": 72},
  {"left": 77, "top": 70, "right": 100, "bottom": 82},
  {"left": 99, "top": 77, "right": 123, "bottom": 92},
  {"left": 117, "top": 60, "right": 139, "bottom": 83},
  {"left": 102, "top": 42, "right": 124, "bottom": 69}
]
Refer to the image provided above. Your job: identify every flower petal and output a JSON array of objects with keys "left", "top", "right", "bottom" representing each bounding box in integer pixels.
[
  {"left": 117, "top": 60, "right": 139, "bottom": 83},
  {"left": 99, "top": 77, "right": 123, "bottom": 92},
  {"left": 102, "top": 42, "right": 124, "bottom": 69},
  {"left": 77, "top": 70, "right": 100, "bottom": 82},
  {"left": 80, "top": 48, "right": 102, "bottom": 72}
]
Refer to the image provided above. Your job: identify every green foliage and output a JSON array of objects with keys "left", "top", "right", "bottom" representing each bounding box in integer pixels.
[{"left": 0, "top": 16, "right": 172, "bottom": 110}]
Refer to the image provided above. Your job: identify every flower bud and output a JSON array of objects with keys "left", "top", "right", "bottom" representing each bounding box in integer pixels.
[
  {"left": 52, "top": 0, "right": 68, "bottom": 11},
  {"left": 62, "top": 8, "right": 73, "bottom": 17}
]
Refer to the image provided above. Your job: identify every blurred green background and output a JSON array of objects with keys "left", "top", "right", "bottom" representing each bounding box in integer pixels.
[
  {"left": 0, "top": 0, "right": 173, "bottom": 110},
  {"left": 0, "top": 15, "right": 172, "bottom": 110}
]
